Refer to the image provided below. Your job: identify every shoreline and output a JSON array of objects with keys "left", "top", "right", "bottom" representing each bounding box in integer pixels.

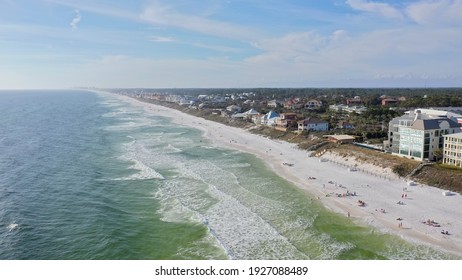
[{"left": 103, "top": 92, "right": 462, "bottom": 258}]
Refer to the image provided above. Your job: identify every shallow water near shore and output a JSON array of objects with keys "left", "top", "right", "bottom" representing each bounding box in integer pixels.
[{"left": 0, "top": 90, "right": 457, "bottom": 259}]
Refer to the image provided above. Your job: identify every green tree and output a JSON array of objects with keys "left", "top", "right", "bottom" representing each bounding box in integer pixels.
[{"left": 432, "top": 148, "right": 444, "bottom": 162}]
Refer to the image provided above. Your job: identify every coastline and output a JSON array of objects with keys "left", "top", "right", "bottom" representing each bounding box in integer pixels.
[{"left": 104, "top": 92, "right": 462, "bottom": 258}]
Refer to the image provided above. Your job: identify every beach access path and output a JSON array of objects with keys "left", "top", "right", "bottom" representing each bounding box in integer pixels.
[{"left": 113, "top": 92, "right": 462, "bottom": 258}]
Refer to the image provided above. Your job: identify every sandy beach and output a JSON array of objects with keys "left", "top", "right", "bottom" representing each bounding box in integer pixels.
[{"left": 114, "top": 93, "right": 462, "bottom": 258}]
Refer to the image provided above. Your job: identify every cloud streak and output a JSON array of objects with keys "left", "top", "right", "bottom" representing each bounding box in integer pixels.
[
  {"left": 149, "top": 36, "right": 175, "bottom": 42},
  {"left": 405, "top": 0, "right": 462, "bottom": 26},
  {"left": 70, "top": 9, "right": 81, "bottom": 29},
  {"left": 346, "top": 0, "right": 404, "bottom": 19},
  {"left": 139, "top": 2, "right": 259, "bottom": 41},
  {"left": 346, "top": 0, "right": 462, "bottom": 26}
]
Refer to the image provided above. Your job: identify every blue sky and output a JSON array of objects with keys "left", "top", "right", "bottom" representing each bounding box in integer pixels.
[{"left": 1, "top": 0, "right": 461, "bottom": 89}]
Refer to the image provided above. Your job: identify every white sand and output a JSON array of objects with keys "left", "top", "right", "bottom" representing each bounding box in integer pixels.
[{"left": 111, "top": 93, "right": 462, "bottom": 258}]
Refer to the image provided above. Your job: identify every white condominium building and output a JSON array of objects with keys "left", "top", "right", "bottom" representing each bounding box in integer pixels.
[
  {"left": 387, "top": 110, "right": 461, "bottom": 161},
  {"left": 443, "top": 133, "right": 462, "bottom": 167}
]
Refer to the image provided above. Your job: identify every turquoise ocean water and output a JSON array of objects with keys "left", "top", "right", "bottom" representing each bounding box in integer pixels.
[{"left": 0, "top": 90, "right": 456, "bottom": 259}]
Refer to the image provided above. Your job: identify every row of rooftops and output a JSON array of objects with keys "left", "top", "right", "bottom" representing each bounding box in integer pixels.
[{"left": 230, "top": 108, "right": 328, "bottom": 126}]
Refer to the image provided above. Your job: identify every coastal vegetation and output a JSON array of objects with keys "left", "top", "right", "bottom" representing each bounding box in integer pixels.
[{"left": 413, "top": 164, "right": 462, "bottom": 194}]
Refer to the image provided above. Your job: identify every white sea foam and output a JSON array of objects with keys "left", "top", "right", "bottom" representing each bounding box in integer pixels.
[
  {"left": 175, "top": 230, "right": 231, "bottom": 260},
  {"left": 105, "top": 121, "right": 148, "bottom": 131},
  {"left": 99, "top": 101, "right": 122, "bottom": 108},
  {"left": 154, "top": 181, "right": 210, "bottom": 224},
  {"left": 153, "top": 181, "right": 233, "bottom": 258},
  {"left": 165, "top": 144, "right": 182, "bottom": 153},
  {"left": 6, "top": 223, "right": 19, "bottom": 232},
  {"left": 101, "top": 111, "right": 128, "bottom": 118},
  {"left": 108, "top": 111, "right": 348, "bottom": 259},
  {"left": 175, "top": 164, "right": 203, "bottom": 181},
  {"left": 122, "top": 158, "right": 165, "bottom": 180},
  {"left": 152, "top": 157, "right": 319, "bottom": 259},
  {"left": 227, "top": 163, "right": 252, "bottom": 168},
  {"left": 204, "top": 185, "right": 309, "bottom": 259},
  {"left": 156, "top": 195, "right": 199, "bottom": 224},
  {"left": 161, "top": 153, "right": 357, "bottom": 259},
  {"left": 103, "top": 105, "right": 164, "bottom": 131}
]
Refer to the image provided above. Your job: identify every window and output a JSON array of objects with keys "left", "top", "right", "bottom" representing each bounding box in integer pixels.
[{"left": 400, "top": 149, "right": 409, "bottom": 155}]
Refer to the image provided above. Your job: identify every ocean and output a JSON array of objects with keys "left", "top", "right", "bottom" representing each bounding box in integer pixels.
[{"left": 0, "top": 90, "right": 456, "bottom": 259}]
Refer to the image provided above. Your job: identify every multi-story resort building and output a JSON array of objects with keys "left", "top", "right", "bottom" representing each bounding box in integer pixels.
[
  {"left": 387, "top": 109, "right": 461, "bottom": 161},
  {"left": 443, "top": 133, "right": 462, "bottom": 167}
]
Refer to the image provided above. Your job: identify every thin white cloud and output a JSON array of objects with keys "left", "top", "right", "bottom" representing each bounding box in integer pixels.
[
  {"left": 46, "top": 0, "right": 139, "bottom": 22},
  {"left": 346, "top": 0, "right": 404, "bottom": 19},
  {"left": 405, "top": 0, "right": 462, "bottom": 26},
  {"left": 242, "top": 22, "right": 462, "bottom": 86},
  {"left": 188, "top": 42, "right": 241, "bottom": 53},
  {"left": 147, "top": 36, "right": 241, "bottom": 53},
  {"left": 70, "top": 9, "right": 81, "bottom": 29},
  {"left": 149, "top": 36, "right": 175, "bottom": 42},
  {"left": 248, "top": 30, "right": 351, "bottom": 64},
  {"left": 139, "top": 2, "right": 258, "bottom": 41},
  {"left": 346, "top": 0, "right": 462, "bottom": 26}
]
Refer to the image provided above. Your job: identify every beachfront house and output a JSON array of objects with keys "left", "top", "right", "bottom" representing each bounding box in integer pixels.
[
  {"left": 346, "top": 98, "right": 362, "bottom": 106},
  {"left": 381, "top": 98, "right": 398, "bottom": 107},
  {"left": 262, "top": 111, "right": 279, "bottom": 126},
  {"left": 244, "top": 108, "right": 260, "bottom": 120},
  {"left": 329, "top": 104, "right": 367, "bottom": 114},
  {"left": 226, "top": 105, "right": 242, "bottom": 113},
  {"left": 253, "top": 114, "right": 266, "bottom": 125},
  {"left": 284, "top": 99, "right": 304, "bottom": 110},
  {"left": 387, "top": 109, "right": 461, "bottom": 161},
  {"left": 275, "top": 113, "right": 299, "bottom": 131},
  {"left": 267, "top": 100, "right": 282, "bottom": 108},
  {"left": 329, "top": 104, "right": 347, "bottom": 112},
  {"left": 304, "top": 100, "right": 323, "bottom": 110},
  {"left": 297, "top": 118, "right": 329, "bottom": 132},
  {"left": 232, "top": 108, "right": 260, "bottom": 122},
  {"left": 443, "top": 132, "right": 462, "bottom": 167}
]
